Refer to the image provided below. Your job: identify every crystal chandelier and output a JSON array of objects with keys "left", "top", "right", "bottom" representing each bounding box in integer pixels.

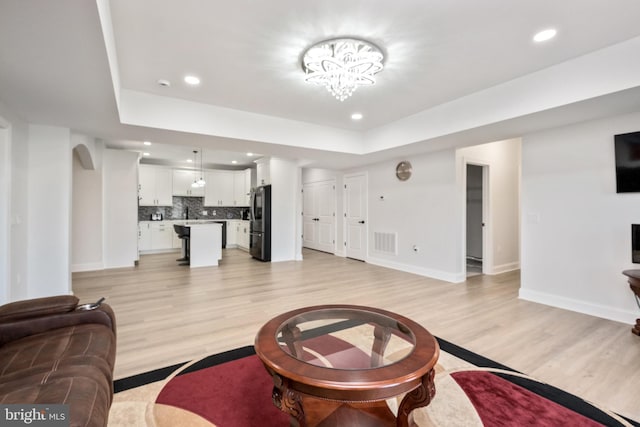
[{"left": 302, "top": 38, "right": 384, "bottom": 101}]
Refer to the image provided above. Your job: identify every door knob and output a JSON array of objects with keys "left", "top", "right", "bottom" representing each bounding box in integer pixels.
[{"left": 358, "top": 220, "right": 365, "bottom": 224}]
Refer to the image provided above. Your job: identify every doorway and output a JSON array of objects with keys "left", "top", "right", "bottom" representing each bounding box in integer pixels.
[{"left": 466, "top": 164, "right": 486, "bottom": 277}]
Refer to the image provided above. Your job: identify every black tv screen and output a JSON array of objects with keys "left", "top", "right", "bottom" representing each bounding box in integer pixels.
[{"left": 615, "top": 131, "right": 640, "bottom": 193}]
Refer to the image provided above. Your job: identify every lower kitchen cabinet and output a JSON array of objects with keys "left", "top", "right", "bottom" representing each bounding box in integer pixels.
[
  {"left": 238, "top": 220, "right": 250, "bottom": 250},
  {"left": 227, "top": 220, "right": 239, "bottom": 247},
  {"left": 139, "top": 221, "right": 177, "bottom": 252},
  {"left": 139, "top": 222, "right": 151, "bottom": 251}
]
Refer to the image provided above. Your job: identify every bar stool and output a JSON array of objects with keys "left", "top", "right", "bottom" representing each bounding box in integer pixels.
[{"left": 173, "top": 224, "right": 190, "bottom": 265}]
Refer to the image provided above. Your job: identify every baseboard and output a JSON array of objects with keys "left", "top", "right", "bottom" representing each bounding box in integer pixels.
[
  {"left": 518, "top": 288, "right": 638, "bottom": 324},
  {"left": 488, "top": 261, "right": 520, "bottom": 275},
  {"left": 139, "top": 249, "right": 180, "bottom": 255},
  {"left": 367, "top": 256, "right": 465, "bottom": 283},
  {"left": 71, "top": 262, "right": 104, "bottom": 273}
]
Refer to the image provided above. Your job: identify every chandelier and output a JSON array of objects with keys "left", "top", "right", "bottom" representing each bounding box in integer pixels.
[{"left": 302, "top": 38, "right": 384, "bottom": 101}]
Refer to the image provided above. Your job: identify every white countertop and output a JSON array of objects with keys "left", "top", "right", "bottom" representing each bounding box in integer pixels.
[{"left": 140, "top": 219, "right": 249, "bottom": 224}]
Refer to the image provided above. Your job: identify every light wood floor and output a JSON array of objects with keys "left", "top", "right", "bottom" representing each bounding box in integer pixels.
[{"left": 72, "top": 248, "right": 640, "bottom": 421}]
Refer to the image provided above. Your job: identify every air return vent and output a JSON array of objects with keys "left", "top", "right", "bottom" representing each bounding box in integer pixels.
[{"left": 373, "top": 232, "right": 397, "bottom": 255}]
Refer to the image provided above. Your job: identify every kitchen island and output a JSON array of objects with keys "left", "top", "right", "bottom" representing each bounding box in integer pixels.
[{"left": 176, "top": 221, "right": 223, "bottom": 268}]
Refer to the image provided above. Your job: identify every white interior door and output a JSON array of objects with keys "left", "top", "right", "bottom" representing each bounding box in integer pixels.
[
  {"left": 315, "top": 181, "right": 335, "bottom": 253},
  {"left": 302, "top": 180, "right": 335, "bottom": 253},
  {"left": 344, "top": 173, "right": 366, "bottom": 261},
  {"left": 302, "top": 183, "right": 318, "bottom": 249}
]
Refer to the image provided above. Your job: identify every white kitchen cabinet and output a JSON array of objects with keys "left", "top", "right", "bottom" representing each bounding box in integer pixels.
[
  {"left": 255, "top": 158, "right": 270, "bottom": 186},
  {"left": 139, "top": 166, "right": 173, "bottom": 206},
  {"left": 227, "top": 220, "right": 239, "bottom": 247},
  {"left": 233, "top": 170, "right": 251, "bottom": 206},
  {"left": 173, "top": 170, "right": 204, "bottom": 197},
  {"left": 151, "top": 222, "right": 173, "bottom": 250},
  {"left": 139, "top": 221, "right": 176, "bottom": 252},
  {"left": 239, "top": 220, "right": 250, "bottom": 250},
  {"left": 138, "top": 222, "right": 151, "bottom": 251},
  {"left": 204, "top": 170, "right": 234, "bottom": 206}
]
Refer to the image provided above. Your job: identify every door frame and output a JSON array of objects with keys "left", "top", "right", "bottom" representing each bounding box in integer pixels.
[
  {"left": 342, "top": 172, "right": 368, "bottom": 261},
  {"left": 461, "top": 158, "right": 492, "bottom": 276}
]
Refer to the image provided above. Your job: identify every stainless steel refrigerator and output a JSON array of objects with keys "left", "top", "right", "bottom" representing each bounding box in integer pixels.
[{"left": 250, "top": 184, "right": 271, "bottom": 261}]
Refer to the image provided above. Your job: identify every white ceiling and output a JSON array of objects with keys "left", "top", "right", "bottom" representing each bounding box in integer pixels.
[{"left": 1, "top": 0, "right": 640, "bottom": 169}]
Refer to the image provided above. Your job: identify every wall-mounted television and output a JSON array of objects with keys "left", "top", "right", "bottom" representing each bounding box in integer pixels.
[{"left": 615, "top": 131, "right": 640, "bottom": 193}]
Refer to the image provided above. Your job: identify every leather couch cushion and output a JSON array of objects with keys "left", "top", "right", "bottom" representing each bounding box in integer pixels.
[
  {"left": 0, "top": 366, "right": 111, "bottom": 427},
  {"left": 0, "top": 324, "right": 116, "bottom": 380}
]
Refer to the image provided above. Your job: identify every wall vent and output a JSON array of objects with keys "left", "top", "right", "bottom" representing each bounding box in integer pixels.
[{"left": 373, "top": 231, "right": 397, "bottom": 255}]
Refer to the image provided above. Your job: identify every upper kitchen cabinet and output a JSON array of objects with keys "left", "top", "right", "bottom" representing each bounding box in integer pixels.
[
  {"left": 255, "top": 158, "right": 270, "bottom": 186},
  {"left": 204, "top": 170, "right": 234, "bottom": 206},
  {"left": 173, "top": 169, "right": 204, "bottom": 197},
  {"left": 204, "top": 169, "right": 251, "bottom": 206},
  {"left": 233, "top": 169, "right": 251, "bottom": 206},
  {"left": 139, "top": 166, "right": 173, "bottom": 206}
]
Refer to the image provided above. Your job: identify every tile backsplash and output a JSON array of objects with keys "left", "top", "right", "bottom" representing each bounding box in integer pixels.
[{"left": 139, "top": 197, "right": 246, "bottom": 221}]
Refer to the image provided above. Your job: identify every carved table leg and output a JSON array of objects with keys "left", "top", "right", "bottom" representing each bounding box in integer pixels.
[
  {"left": 396, "top": 369, "right": 436, "bottom": 427},
  {"left": 271, "top": 374, "right": 306, "bottom": 427},
  {"left": 281, "top": 324, "right": 303, "bottom": 357},
  {"left": 372, "top": 325, "right": 391, "bottom": 367}
]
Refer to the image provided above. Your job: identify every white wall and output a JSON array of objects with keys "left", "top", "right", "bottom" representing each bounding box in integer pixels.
[
  {"left": 103, "top": 149, "right": 138, "bottom": 268},
  {"left": 1, "top": 104, "right": 29, "bottom": 302},
  {"left": 270, "top": 157, "right": 300, "bottom": 262},
  {"left": 520, "top": 111, "right": 640, "bottom": 324},
  {"left": 363, "top": 150, "right": 462, "bottom": 282},
  {"left": 27, "top": 125, "right": 72, "bottom": 297},
  {"left": 72, "top": 146, "right": 104, "bottom": 272},
  {"left": 457, "top": 139, "right": 521, "bottom": 274},
  {"left": 0, "top": 121, "right": 10, "bottom": 304}
]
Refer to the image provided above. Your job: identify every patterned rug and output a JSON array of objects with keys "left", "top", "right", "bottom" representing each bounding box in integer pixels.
[{"left": 109, "top": 337, "right": 638, "bottom": 427}]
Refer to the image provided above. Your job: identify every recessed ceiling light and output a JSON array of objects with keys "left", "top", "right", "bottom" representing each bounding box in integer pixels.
[
  {"left": 142, "top": 152, "right": 150, "bottom": 156},
  {"left": 533, "top": 28, "right": 557, "bottom": 43},
  {"left": 157, "top": 79, "right": 171, "bottom": 87},
  {"left": 351, "top": 113, "right": 363, "bottom": 120},
  {"left": 184, "top": 75, "right": 201, "bottom": 85},
  {"left": 246, "top": 152, "right": 254, "bottom": 157},
  {"left": 143, "top": 141, "right": 151, "bottom": 146},
  {"left": 231, "top": 160, "right": 238, "bottom": 164}
]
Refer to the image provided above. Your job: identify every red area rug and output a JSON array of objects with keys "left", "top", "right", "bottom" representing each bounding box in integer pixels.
[
  {"left": 451, "top": 371, "right": 603, "bottom": 427},
  {"left": 113, "top": 338, "right": 637, "bottom": 427},
  {"left": 156, "top": 354, "right": 288, "bottom": 427}
]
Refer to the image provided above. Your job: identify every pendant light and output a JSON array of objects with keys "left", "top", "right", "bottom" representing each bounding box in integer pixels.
[
  {"left": 196, "top": 148, "right": 206, "bottom": 187},
  {"left": 191, "top": 150, "right": 200, "bottom": 188}
]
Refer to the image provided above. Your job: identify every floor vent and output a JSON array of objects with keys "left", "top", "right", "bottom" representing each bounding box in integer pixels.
[{"left": 373, "top": 232, "right": 397, "bottom": 255}]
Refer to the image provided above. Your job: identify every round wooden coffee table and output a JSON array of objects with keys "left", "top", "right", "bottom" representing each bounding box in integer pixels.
[{"left": 254, "top": 305, "right": 440, "bottom": 427}]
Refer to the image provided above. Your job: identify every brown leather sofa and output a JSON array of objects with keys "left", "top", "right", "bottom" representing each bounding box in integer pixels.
[{"left": 0, "top": 295, "right": 116, "bottom": 427}]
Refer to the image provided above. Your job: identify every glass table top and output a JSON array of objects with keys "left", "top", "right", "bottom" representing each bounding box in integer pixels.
[{"left": 275, "top": 307, "right": 416, "bottom": 370}]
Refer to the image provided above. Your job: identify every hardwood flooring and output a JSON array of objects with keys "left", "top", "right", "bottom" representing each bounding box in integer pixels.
[{"left": 72, "top": 248, "right": 640, "bottom": 421}]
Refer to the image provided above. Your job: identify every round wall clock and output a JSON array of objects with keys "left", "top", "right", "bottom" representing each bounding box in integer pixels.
[{"left": 395, "top": 161, "right": 412, "bottom": 181}]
